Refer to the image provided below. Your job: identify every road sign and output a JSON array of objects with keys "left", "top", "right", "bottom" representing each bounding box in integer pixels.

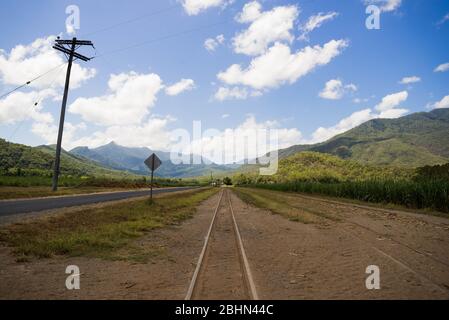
[
  {"left": 145, "top": 153, "right": 162, "bottom": 172},
  {"left": 144, "top": 153, "right": 162, "bottom": 202}
]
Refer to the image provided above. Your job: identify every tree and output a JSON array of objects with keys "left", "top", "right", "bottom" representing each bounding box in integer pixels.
[{"left": 223, "top": 176, "right": 232, "bottom": 185}]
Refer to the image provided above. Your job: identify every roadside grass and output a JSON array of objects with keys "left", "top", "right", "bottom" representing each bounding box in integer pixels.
[
  {"left": 0, "top": 186, "right": 133, "bottom": 200},
  {"left": 0, "top": 188, "right": 218, "bottom": 261},
  {"left": 233, "top": 188, "right": 337, "bottom": 224}
]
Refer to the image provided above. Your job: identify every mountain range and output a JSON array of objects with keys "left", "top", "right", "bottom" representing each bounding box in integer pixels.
[
  {"left": 277, "top": 108, "right": 449, "bottom": 167},
  {"left": 1, "top": 109, "right": 448, "bottom": 179},
  {"left": 70, "top": 142, "right": 235, "bottom": 178}
]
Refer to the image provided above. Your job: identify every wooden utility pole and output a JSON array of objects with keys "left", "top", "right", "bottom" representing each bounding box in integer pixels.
[{"left": 52, "top": 38, "right": 93, "bottom": 192}]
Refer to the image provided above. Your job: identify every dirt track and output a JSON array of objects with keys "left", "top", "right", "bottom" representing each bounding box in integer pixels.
[
  {"left": 230, "top": 190, "right": 449, "bottom": 299},
  {"left": 0, "top": 188, "right": 448, "bottom": 299}
]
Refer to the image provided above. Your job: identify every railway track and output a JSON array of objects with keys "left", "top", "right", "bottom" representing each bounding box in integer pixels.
[{"left": 185, "top": 189, "right": 258, "bottom": 300}]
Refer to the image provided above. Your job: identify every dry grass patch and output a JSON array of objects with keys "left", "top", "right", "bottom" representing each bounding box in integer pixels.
[
  {"left": 234, "top": 188, "right": 340, "bottom": 224},
  {"left": 0, "top": 188, "right": 219, "bottom": 260}
]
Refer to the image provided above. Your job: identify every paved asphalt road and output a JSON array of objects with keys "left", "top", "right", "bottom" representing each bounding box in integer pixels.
[{"left": 0, "top": 187, "right": 197, "bottom": 217}]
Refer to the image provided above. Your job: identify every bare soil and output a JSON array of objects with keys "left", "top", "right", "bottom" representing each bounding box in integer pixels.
[
  {"left": 230, "top": 190, "right": 449, "bottom": 299},
  {"left": 0, "top": 191, "right": 220, "bottom": 300},
  {"left": 1, "top": 188, "right": 448, "bottom": 300}
]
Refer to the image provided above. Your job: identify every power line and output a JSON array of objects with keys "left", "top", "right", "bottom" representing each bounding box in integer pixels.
[
  {"left": 0, "top": 62, "right": 66, "bottom": 100},
  {"left": 94, "top": 20, "right": 230, "bottom": 59},
  {"left": 8, "top": 63, "right": 67, "bottom": 142},
  {"left": 80, "top": 3, "right": 182, "bottom": 38}
]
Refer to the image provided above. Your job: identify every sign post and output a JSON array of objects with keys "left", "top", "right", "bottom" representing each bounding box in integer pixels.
[{"left": 144, "top": 153, "right": 162, "bottom": 202}]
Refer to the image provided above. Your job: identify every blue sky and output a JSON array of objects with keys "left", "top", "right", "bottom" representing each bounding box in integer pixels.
[{"left": 0, "top": 0, "right": 448, "bottom": 159}]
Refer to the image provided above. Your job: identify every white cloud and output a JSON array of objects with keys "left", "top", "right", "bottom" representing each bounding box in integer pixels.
[
  {"left": 319, "top": 79, "right": 357, "bottom": 100},
  {"left": 64, "top": 116, "right": 174, "bottom": 151},
  {"left": 32, "top": 121, "right": 86, "bottom": 148},
  {"left": 233, "top": 2, "right": 299, "bottom": 56},
  {"left": 188, "top": 115, "right": 302, "bottom": 164},
  {"left": 218, "top": 39, "right": 348, "bottom": 91},
  {"left": 235, "top": 1, "right": 262, "bottom": 23},
  {"left": 0, "top": 89, "right": 55, "bottom": 125},
  {"left": 375, "top": 90, "right": 408, "bottom": 112},
  {"left": 364, "top": 0, "right": 402, "bottom": 12},
  {"left": 0, "top": 35, "right": 96, "bottom": 90},
  {"left": 310, "top": 109, "right": 374, "bottom": 143},
  {"left": 181, "top": 0, "right": 231, "bottom": 15},
  {"left": 399, "top": 76, "right": 421, "bottom": 84},
  {"left": 214, "top": 87, "right": 248, "bottom": 101},
  {"left": 165, "top": 79, "right": 195, "bottom": 96},
  {"left": 430, "top": 95, "right": 449, "bottom": 109},
  {"left": 204, "top": 34, "right": 225, "bottom": 52},
  {"left": 434, "top": 62, "right": 449, "bottom": 73},
  {"left": 299, "top": 12, "right": 339, "bottom": 41},
  {"left": 69, "top": 71, "right": 163, "bottom": 126},
  {"left": 222, "top": 114, "right": 230, "bottom": 118},
  {"left": 309, "top": 91, "right": 409, "bottom": 143}
]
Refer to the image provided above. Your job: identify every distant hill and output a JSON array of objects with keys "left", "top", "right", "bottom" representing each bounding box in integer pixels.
[
  {"left": 278, "top": 108, "right": 449, "bottom": 167},
  {"left": 0, "top": 139, "right": 138, "bottom": 179},
  {"left": 70, "top": 142, "right": 235, "bottom": 178},
  {"left": 234, "top": 151, "right": 413, "bottom": 184}
]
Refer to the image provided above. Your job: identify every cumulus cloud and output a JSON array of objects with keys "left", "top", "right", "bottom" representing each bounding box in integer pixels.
[
  {"left": 165, "top": 79, "right": 195, "bottom": 96},
  {"left": 309, "top": 91, "right": 409, "bottom": 143},
  {"left": 375, "top": 90, "right": 408, "bottom": 112},
  {"left": 64, "top": 116, "right": 174, "bottom": 151},
  {"left": 364, "top": 0, "right": 402, "bottom": 12},
  {"left": 319, "top": 79, "right": 357, "bottom": 100},
  {"left": 69, "top": 71, "right": 163, "bottom": 126},
  {"left": 0, "top": 35, "right": 96, "bottom": 90},
  {"left": 0, "top": 89, "right": 56, "bottom": 125},
  {"left": 235, "top": 1, "right": 262, "bottom": 23},
  {"left": 399, "top": 76, "right": 421, "bottom": 84},
  {"left": 218, "top": 39, "right": 348, "bottom": 91},
  {"left": 299, "top": 12, "right": 339, "bottom": 41},
  {"left": 233, "top": 1, "right": 299, "bottom": 56},
  {"left": 214, "top": 87, "right": 248, "bottom": 101},
  {"left": 434, "top": 62, "right": 449, "bottom": 73},
  {"left": 181, "top": 0, "right": 231, "bottom": 16},
  {"left": 430, "top": 95, "right": 449, "bottom": 109},
  {"left": 204, "top": 34, "right": 225, "bottom": 52},
  {"left": 32, "top": 121, "right": 86, "bottom": 148},
  {"left": 185, "top": 115, "right": 302, "bottom": 164},
  {"left": 310, "top": 108, "right": 374, "bottom": 143}
]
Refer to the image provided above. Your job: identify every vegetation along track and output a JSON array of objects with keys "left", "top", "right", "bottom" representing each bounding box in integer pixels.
[{"left": 185, "top": 189, "right": 258, "bottom": 300}]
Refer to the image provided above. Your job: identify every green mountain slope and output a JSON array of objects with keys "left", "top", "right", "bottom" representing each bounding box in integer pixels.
[
  {"left": 0, "top": 139, "right": 137, "bottom": 179},
  {"left": 234, "top": 152, "right": 413, "bottom": 184},
  {"left": 70, "top": 142, "right": 235, "bottom": 178},
  {"left": 279, "top": 109, "right": 449, "bottom": 167}
]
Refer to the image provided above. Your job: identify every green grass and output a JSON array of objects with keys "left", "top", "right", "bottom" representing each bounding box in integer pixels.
[
  {"left": 249, "top": 179, "right": 449, "bottom": 213},
  {"left": 0, "top": 188, "right": 219, "bottom": 260}
]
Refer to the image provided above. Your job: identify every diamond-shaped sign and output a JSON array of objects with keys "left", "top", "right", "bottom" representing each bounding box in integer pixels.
[{"left": 144, "top": 153, "right": 162, "bottom": 172}]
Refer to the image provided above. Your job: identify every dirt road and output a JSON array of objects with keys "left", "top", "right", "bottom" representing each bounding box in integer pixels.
[{"left": 1, "top": 188, "right": 448, "bottom": 299}]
